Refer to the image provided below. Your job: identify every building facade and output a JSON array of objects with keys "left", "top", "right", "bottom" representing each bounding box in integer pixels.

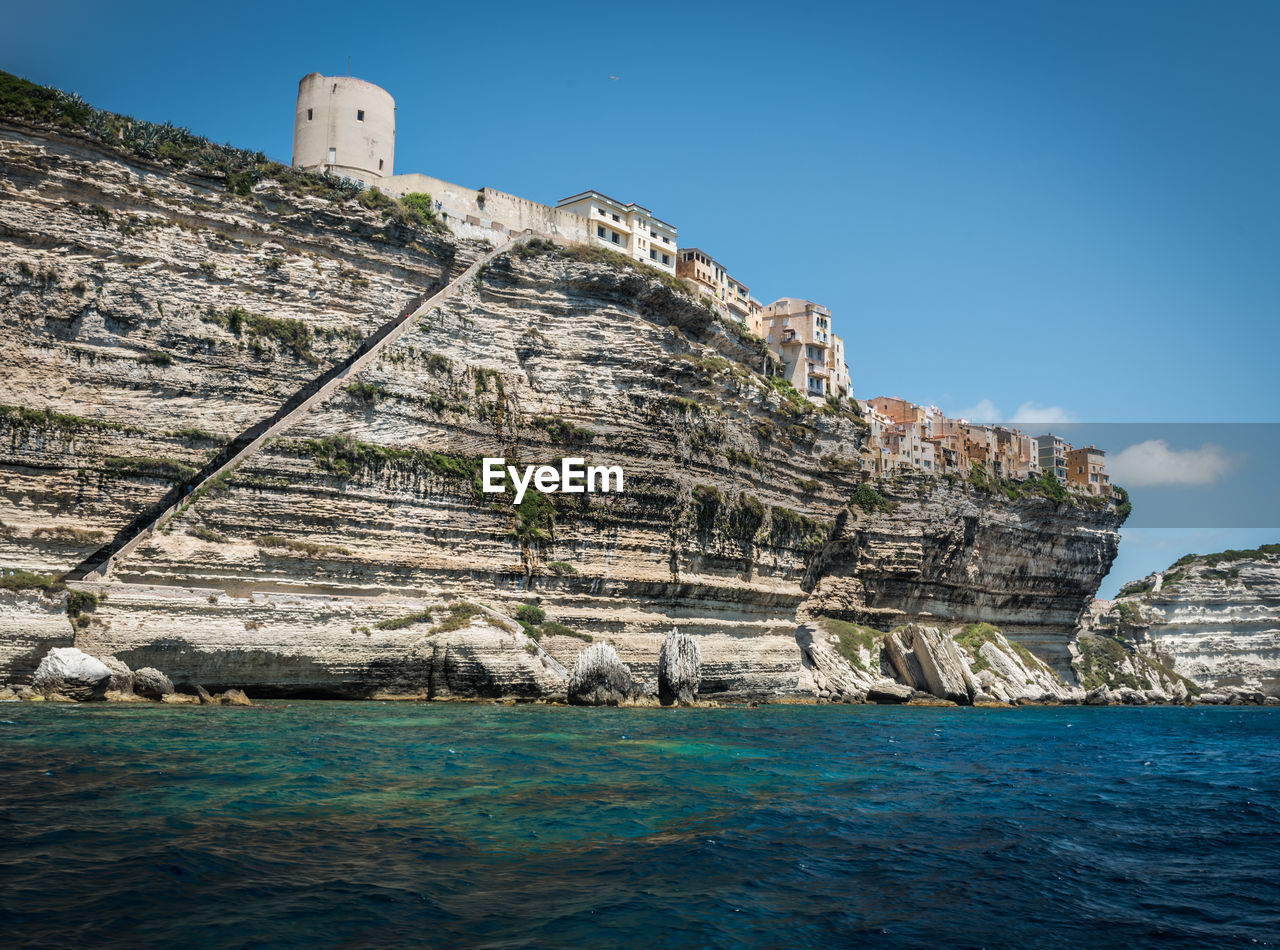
[
  {"left": 555, "top": 191, "right": 678, "bottom": 274},
  {"left": 1036, "top": 434, "right": 1070, "bottom": 482},
  {"left": 292, "top": 74, "right": 395, "bottom": 187},
  {"left": 758, "top": 298, "right": 849, "bottom": 401},
  {"left": 676, "top": 247, "right": 760, "bottom": 324},
  {"left": 1066, "top": 445, "right": 1110, "bottom": 495}
]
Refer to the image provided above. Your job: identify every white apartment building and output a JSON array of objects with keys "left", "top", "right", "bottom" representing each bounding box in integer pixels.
[{"left": 556, "top": 191, "right": 678, "bottom": 274}]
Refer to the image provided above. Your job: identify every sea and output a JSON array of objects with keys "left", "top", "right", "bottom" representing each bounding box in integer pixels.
[{"left": 1, "top": 702, "right": 1277, "bottom": 949}]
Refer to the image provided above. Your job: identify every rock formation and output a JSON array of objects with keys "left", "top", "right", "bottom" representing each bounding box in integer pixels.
[
  {"left": 0, "top": 88, "right": 1127, "bottom": 701},
  {"left": 1105, "top": 546, "right": 1280, "bottom": 697},
  {"left": 132, "top": 666, "right": 173, "bottom": 699},
  {"left": 32, "top": 646, "right": 111, "bottom": 700},
  {"left": 658, "top": 629, "right": 701, "bottom": 705},
  {"left": 568, "top": 643, "right": 633, "bottom": 706}
]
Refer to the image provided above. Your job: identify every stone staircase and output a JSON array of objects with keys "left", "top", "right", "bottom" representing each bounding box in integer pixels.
[{"left": 69, "top": 233, "right": 539, "bottom": 581}]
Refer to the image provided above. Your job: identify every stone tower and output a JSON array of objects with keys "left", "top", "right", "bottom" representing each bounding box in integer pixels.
[{"left": 291, "top": 73, "right": 394, "bottom": 186}]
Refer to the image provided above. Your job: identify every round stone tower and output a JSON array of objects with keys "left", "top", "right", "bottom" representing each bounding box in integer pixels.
[{"left": 291, "top": 73, "right": 394, "bottom": 185}]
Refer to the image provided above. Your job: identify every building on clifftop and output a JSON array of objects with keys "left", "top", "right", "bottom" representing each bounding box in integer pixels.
[
  {"left": 291, "top": 73, "right": 395, "bottom": 188},
  {"left": 556, "top": 191, "right": 679, "bottom": 274}
]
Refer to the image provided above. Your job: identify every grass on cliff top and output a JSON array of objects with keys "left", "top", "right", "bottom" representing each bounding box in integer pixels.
[
  {"left": 254, "top": 535, "right": 352, "bottom": 559},
  {"left": 515, "top": 239, "right": 776, "bottom": 368},
  {"left": 1171, "top": 543, "right": 1280, "bottom": 570},
  {"left": 0, "top": 568, "right": 66, "bottom": 595},
  {"left": 0, "top": 70, "right": 449, "bottom": 243},
  {"left": 0, "top": 403, "right": 136, "bottom": 435},
  {"left": 816, "top": 616, "right": 885, "bottom": 673}
]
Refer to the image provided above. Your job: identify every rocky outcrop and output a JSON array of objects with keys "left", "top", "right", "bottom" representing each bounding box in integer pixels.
[
  {"left": 32, "top": 646, "right": 111, "bottom": 700},
  {"left": 658, "top": 629, "right": 701, "bottom": 705},
  {"left": 1107, "top": 549, "right": 1280, "bottom": 696},
  {"left": 885, "top": 624, "right": 976, "bottom": 704},
  {"left": 0, "top": 104, "right": 1124, "bottom": 700},
  {"left": 132, "top": 666, "right": 173, "bottom": 699},
  {"left": 568, "top": 643, "right": 633, "bottom": 706}
]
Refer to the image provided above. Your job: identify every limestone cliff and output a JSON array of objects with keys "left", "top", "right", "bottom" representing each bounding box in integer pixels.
[
  {"left": 1106, "top": 546, "right": 1280, "bottom": 697},
  {"left": 0, "top": 96, "right": 1126, "bottom": 700}
]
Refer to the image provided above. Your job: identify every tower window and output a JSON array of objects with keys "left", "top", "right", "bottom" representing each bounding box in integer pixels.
[
  {"left": 328, "top": 147, "right": 336, "bottom": 163},
  {"left": 378, "top": 159, "right": 384, "bottom": 171},
  {"left": 357, "top": 110, "right": 365, "bottom": 121},
  {"left": 307, "top": 108, "right": 313, "bottom": 120}
]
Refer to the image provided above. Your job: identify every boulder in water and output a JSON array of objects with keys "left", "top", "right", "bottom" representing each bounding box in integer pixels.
[
  {"left": 33, "top": 647, "right": 112, "bottom": 701},
  {"left": 133, "top": 667, "right": 174, "bottom": 700},
  {"left": 568, "top": 643, "right": 632, "bottom": 706},
  {"left": 658, "top": 629, "right": 701, "bottom": 706}
]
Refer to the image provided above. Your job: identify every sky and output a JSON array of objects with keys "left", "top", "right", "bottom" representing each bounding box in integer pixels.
[{"left": 4, "top": 0, "right": 1278, "bottom": 594}]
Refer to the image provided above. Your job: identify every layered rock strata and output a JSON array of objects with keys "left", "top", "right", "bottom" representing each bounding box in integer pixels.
[{"left": 0, "top": 116, "right": 1126, "bottom": 700}]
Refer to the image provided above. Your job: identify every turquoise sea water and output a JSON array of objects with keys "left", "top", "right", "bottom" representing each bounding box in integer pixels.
[{"left": 2, "top": 702, "right": 1278, "bottom": 948}]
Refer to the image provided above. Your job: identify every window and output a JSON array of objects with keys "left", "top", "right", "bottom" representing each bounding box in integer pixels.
[
  {"left": 307, "top": 109, "right": 313, "bottom": 120},
  {"left": 661, "top": 254, "right": 671, "bottom": 266},
  {"left": 662, "top": 236, "right": 670, "bottom": 243},
  {"left": 611, "top": 232, "right": 621, "bottom": 244},
  {"left": 650, "top": 230, "right": 657, "bottom": 238},
  {"left": 650, "top": 250, "right": 657, "bottom": 260},
  {"left": 612, "top": 214, "right": 620, "bottom": 222},
  {"left": 597, "top": 225, "right": 606, "bottom": 238},
  {"left": 378, "top": 159, "right": 384, "bottom": 171},
  {"left": 357, "top": 110, "right": 365, "bottom": 121},
  {"left": 328, "top": 147, "right": 336, "bottom": 163}
]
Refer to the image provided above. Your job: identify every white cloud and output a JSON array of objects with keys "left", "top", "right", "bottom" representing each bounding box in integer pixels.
[
  {"left": 947, "top": 399, "right": 1076, "bottom": 426},
  {"left": 950, "top": 399, "right": 1001, "bottom": 422},
  {"left": 1107, "top": 440, "right": 1233, "bottom": 487},
  {"left": 1007, "top": 402, "right": 1077, "bottom": 425}
]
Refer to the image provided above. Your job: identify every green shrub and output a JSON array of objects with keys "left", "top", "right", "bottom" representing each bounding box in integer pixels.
[
  {"left": 540, "top": 621, "right": 591, "bottom": 642},
  {"left": 849, "top": 483, "right": 892, "bottom": 513},
  {"left": 431, "top": 602, "right": 483, "bottom": 633},
  {"left": 691, "top": 484, "right": 722, "bottom": 537},
  {"left": 512, "top": 491, "right": 556, "bottom": 544},
  {"left": 374, "top": 609, "right": 434, "bottom": 631},
  {"left": 344, "top": 381, "right": 388, "bottom": 403},
  {"left": 726, "top": 494, "right": 765, "bottom": 541},
  {"left": 515, "top": 604, "right": 546, "bottom": 625},
  {"left": 546, "top": 561, "right": 578, "bottom": 576},
  {"left": 65, "top": 589, "right": 98, "bottom": 619},
  {"left": 530, "top": 416, "right": 594, "bottom": 445},
  {"left": 140, "top": 350, "right": 173, "bottom": 367}
]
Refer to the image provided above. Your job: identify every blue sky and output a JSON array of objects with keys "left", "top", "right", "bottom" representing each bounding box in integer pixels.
[{"left": 4, "top": 0, "right": 1277, "bottom": 593}]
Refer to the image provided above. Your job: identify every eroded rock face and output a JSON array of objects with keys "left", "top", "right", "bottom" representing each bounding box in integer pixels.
[
  {"left": 0, "top": 121, "right": 1122, "bottom": 699},
  {"left": 658, "top": 630, "right": 701, "bottom": 705},
  {"left": 568, "top": 643, "right": 633, "bottom": 706},
  {"left": 1108, "top": 552, "right": 1280, "bottom": 696},
  {"left": 33, "top": 647, "right": 111, "bottom": 700}
]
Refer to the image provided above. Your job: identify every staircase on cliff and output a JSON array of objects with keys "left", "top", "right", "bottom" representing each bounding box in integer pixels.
[{"left": 68, "top": 233, "right": 543, "bottom": 581}]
